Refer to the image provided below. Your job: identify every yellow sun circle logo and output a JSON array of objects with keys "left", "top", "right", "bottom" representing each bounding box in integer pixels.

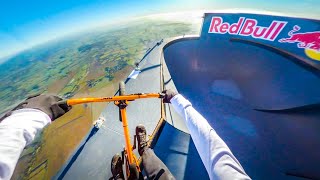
[{"left": 305, "top": 49, "right": 320, "bottom": 61}]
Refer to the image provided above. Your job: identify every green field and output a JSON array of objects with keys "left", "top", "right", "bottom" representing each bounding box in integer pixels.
[{"left": 0, "top": 20, "right": 198, "bottom": 114}]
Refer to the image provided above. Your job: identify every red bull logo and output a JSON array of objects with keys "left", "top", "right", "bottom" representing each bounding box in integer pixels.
[
  {"left": 208, "top": 17, "right": 287, "bottom": 41},
  {"left": 279, "top": 25, "right": 320, "bottom": 52}
]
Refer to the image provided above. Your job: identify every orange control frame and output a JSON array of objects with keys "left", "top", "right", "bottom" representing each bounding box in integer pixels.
[
  {"left": 66, "top": 93, "right": 162, "bottom": 106},
  {"left": 66, "top": 92, "right": 163, "bottom": 177}
]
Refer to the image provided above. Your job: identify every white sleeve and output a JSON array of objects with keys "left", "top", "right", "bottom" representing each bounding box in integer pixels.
[
  {"left": 0, "top": 108, "right": 51, "bottom": 180},
  {"left": 171, "top": 94, "right": 251, "bottom": 180}
]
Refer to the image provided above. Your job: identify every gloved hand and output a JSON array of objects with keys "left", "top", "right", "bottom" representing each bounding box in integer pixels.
[
  {"left": 162, "top": 89, "right": 178, "bottom": 103},
  {"left": 2, "top": 94, "right": 71, "bottom": 121}
]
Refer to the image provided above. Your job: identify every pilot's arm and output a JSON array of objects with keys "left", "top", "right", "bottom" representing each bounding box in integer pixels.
[
  {"left": 0, "top": 95, "right": 71, "bottom": 180},
  {"left": 163, "top": 90, "right": 251, "bottom": 180}
]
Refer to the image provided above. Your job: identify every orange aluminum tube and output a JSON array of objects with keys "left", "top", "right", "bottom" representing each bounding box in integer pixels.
[
  {"left": 66, "top": 93, "right": 162, "bottom": 106},
  {"left": 120, "top": 108, "right": 134, "bottom": 164}
]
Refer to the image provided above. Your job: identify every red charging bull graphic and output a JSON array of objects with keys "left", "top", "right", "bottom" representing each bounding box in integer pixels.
[
  {"left": 279, "top": 25, "right": 320, "bottom": 52},
  {"left": 208, "top": 17, "right": 287, "bottom": 41}
]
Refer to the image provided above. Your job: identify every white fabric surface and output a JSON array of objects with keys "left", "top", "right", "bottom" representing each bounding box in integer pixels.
[
  {"left": 0, "top": 109, "right": 51, "bottom": 180},
  {"left": 171, "top": 94, "right": 251, "bottom": 180},
  {"left": 128, "top": 70, "right": 141, "bottom": 79}
]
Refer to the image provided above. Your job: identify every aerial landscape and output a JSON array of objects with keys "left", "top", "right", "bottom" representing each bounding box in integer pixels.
[
  {"left": 3, "top": 17, "right": 200, "bottom": 179},
  {"left": 0, "top": 19, "right": 199, "bottom": 114}
]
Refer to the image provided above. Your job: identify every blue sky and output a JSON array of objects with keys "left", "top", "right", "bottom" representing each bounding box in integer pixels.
[{"left": 0, "top": 0, "right": 319, "bottom": 58}]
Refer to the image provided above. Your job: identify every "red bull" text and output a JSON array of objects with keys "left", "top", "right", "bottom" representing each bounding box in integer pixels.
[
  {"left": 208, "top": 17, "right": 287, "bottom": 41},
  {"left": 279, "top": 25, "right": 320, "bottom": 52}
]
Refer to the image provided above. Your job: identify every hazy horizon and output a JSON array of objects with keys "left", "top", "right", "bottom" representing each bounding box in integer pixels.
[{"left": 1, "top": 0, "right": 319, "bottom": 59}]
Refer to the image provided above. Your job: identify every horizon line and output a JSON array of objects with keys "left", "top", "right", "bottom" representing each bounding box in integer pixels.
[{"left": 1, "top": 9, "right": 319, "bottom": 62}]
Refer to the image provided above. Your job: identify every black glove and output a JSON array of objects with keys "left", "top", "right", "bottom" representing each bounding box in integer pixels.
[
  {"left": 2, "top": 94, "right": 71, "bottom": 121},
  {"left": 162, "top": 89, "right": 178, "bottom": 103}
]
